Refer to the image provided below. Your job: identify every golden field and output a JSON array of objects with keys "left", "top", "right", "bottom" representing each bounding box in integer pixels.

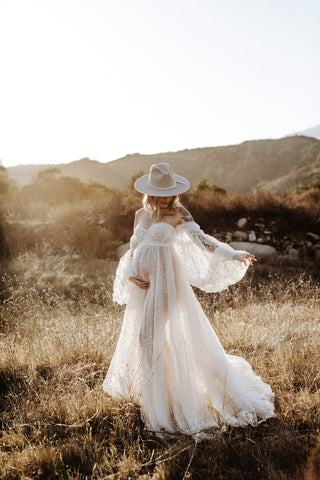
[
  {"left": 0, "top": 167, "right": 320, "bottom": 479},
  {"left": 0, "top": 252, "right": 320, "bottom": 479}
]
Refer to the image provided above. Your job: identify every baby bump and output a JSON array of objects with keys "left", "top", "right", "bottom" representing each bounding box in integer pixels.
[{"left": 132, "top": 245, "right": 171, "bottom": 282}]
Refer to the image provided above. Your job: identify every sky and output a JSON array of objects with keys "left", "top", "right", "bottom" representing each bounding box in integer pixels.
[{"left": 0, "top": 0, "right": 319, "bottom": 168}]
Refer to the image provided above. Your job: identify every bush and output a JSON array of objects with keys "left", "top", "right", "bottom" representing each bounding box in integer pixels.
[
  {"left": 13, "top": 168, "right": 111, "bottom": 219},
  {"left": 182, "top": 190, "right": 320, "bottom": 235},
  {"left": 192, "top": 177, "right": 226, "bottom": 196}
]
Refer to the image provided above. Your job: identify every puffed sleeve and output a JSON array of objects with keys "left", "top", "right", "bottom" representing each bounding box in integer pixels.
[
  {"left": 113, "top": 231, "right": 139, "bottom": 305},
  {"left": 174, "top": 208, "right": 250, "bottom": 292}
]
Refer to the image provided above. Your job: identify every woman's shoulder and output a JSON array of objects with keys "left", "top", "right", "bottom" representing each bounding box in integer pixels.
[
  {"left": 135, "top": 207, "right": 146, "bottom": 216},
  {"left": 135, "top": 208, "right": 149, "bottom": 219},
  {"left": 177, "top": 205, "right": 194, "bottom": 223},
  {"left": 134, "top": 208, "right": 150, "bottom": 226}
]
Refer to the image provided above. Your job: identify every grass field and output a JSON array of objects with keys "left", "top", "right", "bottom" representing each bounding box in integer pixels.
[{"left": 0, "top": 253, "right": 319, "bottom": 479}]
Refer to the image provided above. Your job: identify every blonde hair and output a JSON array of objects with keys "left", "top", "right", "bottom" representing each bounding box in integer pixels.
[{"left": 143, "top": 195, "right": 181, "bottom": 220}]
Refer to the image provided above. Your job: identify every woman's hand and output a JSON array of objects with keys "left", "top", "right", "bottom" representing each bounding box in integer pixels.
[
  {"left": 233, "top": 251, "right": 257, "bottom": 266},
  {"left": 129, "top": 276, "right": 150, "bottom": 289}
]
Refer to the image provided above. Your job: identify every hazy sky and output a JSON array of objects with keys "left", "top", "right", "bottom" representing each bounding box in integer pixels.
[{"left": 0, "top": 0, "right": 319, "bottom": 167}]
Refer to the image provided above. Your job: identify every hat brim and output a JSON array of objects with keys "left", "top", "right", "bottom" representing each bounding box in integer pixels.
[{"left": 134, "top": 174, "right": 190, "bottom": 196}]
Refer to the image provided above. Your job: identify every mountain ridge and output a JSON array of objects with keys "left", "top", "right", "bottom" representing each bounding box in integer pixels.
[
  {"left": 293, "top": 124, "right": 320, "bottom": 140},
  {"left": 7, "top": 135, "right": 320, "bottom": 193}
]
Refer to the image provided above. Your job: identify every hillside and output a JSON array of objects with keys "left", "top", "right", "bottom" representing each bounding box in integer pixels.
[
  {"left": 294, "top": 124, "right": 320, "bottom": 140},
  {"left": 7, "top": 135, "right": 320, "bottom": 193}
]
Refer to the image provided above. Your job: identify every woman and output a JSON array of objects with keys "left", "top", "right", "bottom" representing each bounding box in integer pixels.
[{"left": 103, "top": 163, "right": 275, "bottom": 438}]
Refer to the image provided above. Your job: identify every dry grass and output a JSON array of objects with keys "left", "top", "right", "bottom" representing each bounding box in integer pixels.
[{"left": 0, "top": 254, "right": 320, "bottom": 479}]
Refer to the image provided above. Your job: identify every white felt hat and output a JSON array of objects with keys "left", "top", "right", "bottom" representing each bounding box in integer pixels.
[{"left": 134, "top": 163, "right": 190, "bottom": 196}]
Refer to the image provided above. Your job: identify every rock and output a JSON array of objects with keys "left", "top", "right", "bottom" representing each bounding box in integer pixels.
[
  {"left": 306, "top": 241, "right": 313, "bottom": 248},
  {"left": 312, "top": 244, "right": 320, "bottom": 251},
  {"left": 116, "top": 242, "right": 130, "bottom": 259},
  {"left": 263, "top": 230, "right": 272, "bottom": 235},
  {"left": 234, "top": 231, "right": 248, "bottom": 241},
  {"left": 283, "top": 240, "right": 292, "bottom": 248},
  {"left": 225, "top": 232, "right": 233, "bottom": 242},
  {"left": 248, "top": 230, "right": 256, "bottom": 242},
  {"left": 237, "top": 218, "right": 247, "bottom": 229},
  {"left": 307, "top": 232, "right": 320, "bottom": 241},
  {"left": 254, "top": 223, "right": 265, "bottom": 228},
  {"left": 86, "top": 216, "right": 96, "bottom": 225},
  {"left": 230, "top": 242, "right": 277, "bottom": 260},
  {"left": 288, "top": 248, "right": 299, "bottom": 258},
  {"left": 257, "top": 237, "right": 264, "bottom": 243}
]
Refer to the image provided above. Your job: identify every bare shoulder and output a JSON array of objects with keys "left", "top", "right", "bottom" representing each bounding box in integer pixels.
[
  {"left": 135, "top": 208, "right": 146, "bottom": 219},
  {"left": 177, "top": 205, "right": 194, "bottom": 224},
  {"left": 134, "top": 208, "right": 150, "bottom": 227}
]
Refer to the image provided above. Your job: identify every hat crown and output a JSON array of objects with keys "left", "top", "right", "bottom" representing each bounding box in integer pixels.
[{"left": 149, "top": 163, "right": 176, "bottom": 189}]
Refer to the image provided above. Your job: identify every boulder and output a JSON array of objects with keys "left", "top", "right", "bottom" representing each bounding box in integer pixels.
[
  {"left": 307, "top": 232, "right": 320, "bottom": 241},
  {"left": 237, "top": 217, "right": 247, "bottom": 228},
  {"left": 248, "top": 230, "right": 256, "bottom": 242},
  {"left": 234, "top": 230, "right": 248, "bottom": 241},
  {"left": 288, "top": 248, "right": 299, "bottom": 258},
  {"left": 116, "top": 242, "right": 130, "bottom": 259},
  {"left": 230, "top": 242, "right": 277, "bottom": 260}
]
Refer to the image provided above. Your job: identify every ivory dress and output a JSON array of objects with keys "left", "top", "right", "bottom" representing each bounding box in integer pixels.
[{"left": 103, "top": 217, "right": 275, "bottom": 437}]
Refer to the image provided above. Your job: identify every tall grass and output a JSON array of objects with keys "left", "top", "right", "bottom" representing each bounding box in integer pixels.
[{"left": 0, "top": 254, "right": 319, "bottom": 479}]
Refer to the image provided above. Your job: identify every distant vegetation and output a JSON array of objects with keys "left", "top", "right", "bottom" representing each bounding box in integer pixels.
[
  {"left": 1, "top": 165, "right": 320, "bottom": 260},
  {"left": 294, "top": 179, "right": 320, "bottom": 203}
]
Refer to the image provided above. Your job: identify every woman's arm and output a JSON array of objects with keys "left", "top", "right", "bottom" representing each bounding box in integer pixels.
[
  {"left": 128, "top": 208, "right": 150, "bottom": 289},
  {"left": 178, "top": 206, "right": 256, "bottom": 266}
]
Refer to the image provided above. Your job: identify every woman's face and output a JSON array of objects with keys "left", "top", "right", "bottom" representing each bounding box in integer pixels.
[{"left": 158, "top": 196, "right": 174, "bottom": 209}]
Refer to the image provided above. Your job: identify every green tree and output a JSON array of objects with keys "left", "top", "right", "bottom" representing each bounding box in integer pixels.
[{"left": 192, "top": 177, "right": 226, "bottom": 196}]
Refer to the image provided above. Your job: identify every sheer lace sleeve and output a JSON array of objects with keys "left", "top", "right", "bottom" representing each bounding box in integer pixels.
[
  {"left": 178, "top": 206, "right": 246, "bottom": 259},
  {"left": 113, "top": 212, "right": 142, "bottom": 305},
  {"left": 112, "top": 249, "right": 134, "bottom": 305},
  {"left": 175, "top": 207, "right": 250, "bottom": 292}
]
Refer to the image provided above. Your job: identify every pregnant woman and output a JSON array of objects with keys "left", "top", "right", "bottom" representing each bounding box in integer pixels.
[{"left": 103, "top": 163, "right": 275, "bottom": 438}]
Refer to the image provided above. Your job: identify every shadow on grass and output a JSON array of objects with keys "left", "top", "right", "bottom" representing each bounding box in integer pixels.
[{"left": 0, "top": 390, "right": 317, "bottom": 480}]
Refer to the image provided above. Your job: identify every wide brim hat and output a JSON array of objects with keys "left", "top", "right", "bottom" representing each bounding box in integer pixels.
[{"left": 134, "top": 163, "right": 190, "bottom": 196}]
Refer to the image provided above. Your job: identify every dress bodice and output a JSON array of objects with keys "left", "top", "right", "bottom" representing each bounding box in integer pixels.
[
  {"left": 115, "top": 218, "right": 251, "bottom": 306},
  {"left": 135, "top": 222, "right": 176, "bottom": 247}
]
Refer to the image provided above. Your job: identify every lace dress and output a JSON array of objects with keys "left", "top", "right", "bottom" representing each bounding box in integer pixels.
[{"left": 103, "top": 219, "right": 275, "bottom": 437}]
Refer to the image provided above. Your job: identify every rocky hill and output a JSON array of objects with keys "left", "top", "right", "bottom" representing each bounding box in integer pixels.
[
  {"left": 294, "top": 124, "right": 320, "bottom": 140},
  {"left": 7, "top": 135, "right": 320, "bottom": 193}
]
